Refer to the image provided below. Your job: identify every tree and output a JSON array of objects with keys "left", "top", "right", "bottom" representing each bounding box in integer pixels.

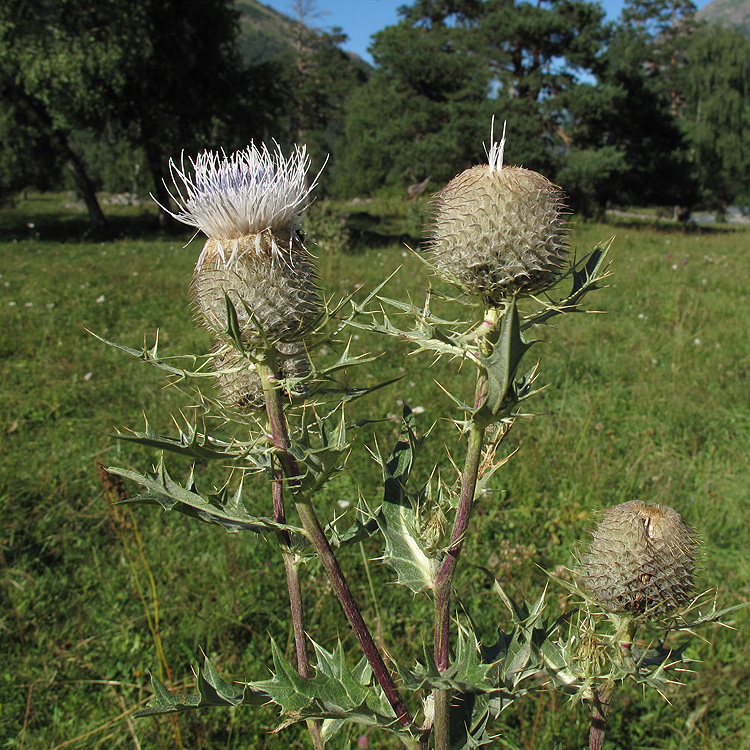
[
  {"left": 334, "top": 1, "right": 493, "bottom": 197},
  {"left": 277, "top": 22, "right": 369, "bottom": 190},
  {"left": 334, "top": 0, "right": 611, "bottom": 198},
  {"left": 478, "top": 0, "right": 608, "bottom": 103},
  {"left": 111, "top": 0, "right": 254, "bottom": 226},
  {"left": 556, "top": 0, "right": 700, "bottom": 217},
  {"left": 559, "top": 57, "right": 697, "bottom": 215},
  {"left": 0, "top": 0, "right": 266, "bottom": 229},
  {"left": 681, "top": 24, "right": 750, "bottom": 209},
  {"left": 0, "top": 0, "right": 128, "bottom": 227},
  {"left": 620, "top": 0, "right": 697, "bottom": 116}
]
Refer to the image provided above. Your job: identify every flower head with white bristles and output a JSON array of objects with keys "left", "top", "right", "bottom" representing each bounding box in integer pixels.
[{"left": 157, "top": 142, "right": 319, "bottom": 241}]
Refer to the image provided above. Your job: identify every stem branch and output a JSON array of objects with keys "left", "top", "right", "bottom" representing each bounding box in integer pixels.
[
  {"left": 431, "top": 370, "right": 489, "bottom": 750},
  {"left": 589, "top": 681, "right": 615, "bottom": 750},
  {"left": 262, "top": 361, "right": 323, "bottom": 750},
  {"left": 260, "top": 359, "right": 414, "bottom": 731}
]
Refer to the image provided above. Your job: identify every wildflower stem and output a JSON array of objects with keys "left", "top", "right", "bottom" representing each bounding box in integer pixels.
[
  {"left": 270, "top": 468, "right": 309, "bottom": 675},
  {"left": 589, "top": 681, "right": 615, "bottom": 750},
  {"left": 259, "top": 358, "right": 414, "bottom": 732},
  {"left": 294, "top": 498, "right": 414, "bottom": 729},
  {"left": 260, "top": 359, "right": 323, "bottom": 749},
  {"left": 432, "top": 367, "right": 489, "bottom": 750}
]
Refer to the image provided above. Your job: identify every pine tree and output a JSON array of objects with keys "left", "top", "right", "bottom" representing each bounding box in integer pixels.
[{"left": 682, "top": 24, "right": 750, "bottom": 209}]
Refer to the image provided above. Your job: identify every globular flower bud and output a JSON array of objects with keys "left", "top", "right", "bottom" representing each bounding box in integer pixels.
[
  {"left": 213, "top": 343, "right": 311, "bottom": 412},
  {"left": 193, "top": 233, "right": 321, "bottom": 346},
  {"left": 429, "top": 126, "right": 568, "bottom": 304},
  {"left": 580, "top": 500, "right": 697, "bottom": 616}
]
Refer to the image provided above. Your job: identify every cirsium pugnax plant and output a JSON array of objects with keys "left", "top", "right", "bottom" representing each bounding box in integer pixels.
[{"left": 96, "top": 131, "right": 741, "bottom": 750}]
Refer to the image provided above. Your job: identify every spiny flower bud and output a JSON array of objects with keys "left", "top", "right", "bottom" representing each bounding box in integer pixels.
[
  {"left": 156, "top": 142, "right": 324, "bottom": 345},
  {"left": 429, "top": 124, "right": 568, "bottom": 304},
  {"left": 193, "top": 234, "right": 321, "bottom": 346},
  {"left": 213, "top": 343, "right": 311, "bottom": 412},
  {"left": 580, "top": 500, "right": 697, "bottom": 616}
]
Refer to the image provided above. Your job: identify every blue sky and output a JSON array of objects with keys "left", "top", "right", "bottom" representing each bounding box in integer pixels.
[{"left": 260, "top": 0, "right": 713, "bottom": 65}]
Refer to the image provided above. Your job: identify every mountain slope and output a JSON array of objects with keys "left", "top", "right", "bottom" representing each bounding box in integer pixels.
[
  {"left": 235, "top": 1, "right": 301, "bottom": 64},
  {"left": 696, "top": 0, "right": 750, "bottom": 36}
]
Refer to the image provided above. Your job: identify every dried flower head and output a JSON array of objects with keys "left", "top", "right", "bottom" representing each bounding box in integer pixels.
[
  {"left": 580, "top": 500, "right": 697, "bottom": 617},
  {"left": 157, "top": 142, "right": 319, "bottom": 242},
  {"left": 429, "top": 122, "right": 568, "bottom": 304}
]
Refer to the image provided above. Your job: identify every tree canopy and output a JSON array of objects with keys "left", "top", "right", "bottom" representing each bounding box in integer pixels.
[{"left": 1, "top": 0, "right": 747, "bottom": 222}]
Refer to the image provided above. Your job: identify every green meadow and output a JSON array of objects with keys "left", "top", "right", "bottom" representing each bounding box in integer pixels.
[{"left": 1, "top": 195, "right": 749, "bottom": 749}]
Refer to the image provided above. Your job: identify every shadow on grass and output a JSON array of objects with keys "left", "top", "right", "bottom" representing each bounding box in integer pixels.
[
  {"left": 603, "top": 214, "right": 742, "bottom": 235},
  {"left": 3, "top": 192, "right": 743, "bottom": 247},
  {"left": 341, "top": 209, "right": 424, "bottom": 252},
  {"left": 0, "top": 194, "right": 189, "bottom": 243}
]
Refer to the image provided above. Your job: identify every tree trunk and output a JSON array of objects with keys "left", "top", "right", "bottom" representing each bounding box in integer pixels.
[
  {"left": 57, "top": 134, "right": 107, "bottom": 231},
  {"left": 144, "top": 140, "right": 173, "bottom": 228}
]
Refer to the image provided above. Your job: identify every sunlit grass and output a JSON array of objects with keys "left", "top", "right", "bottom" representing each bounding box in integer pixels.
[{"left": 1, "top": 194, "right": 748, "bottom": 748}]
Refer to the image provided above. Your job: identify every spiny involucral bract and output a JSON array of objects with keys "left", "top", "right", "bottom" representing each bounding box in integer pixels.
[
  {"left": 212, "top": 343, "right": 311, "bottom": 412},
  {"left": 580, "top": 500, "right": 697, "bottom": 616},
  {"left": 194, "top": 233, "right": 322, "bottom": 346},
  {"left": 429, "top": 165, "right": 569, "bottom": 304}
]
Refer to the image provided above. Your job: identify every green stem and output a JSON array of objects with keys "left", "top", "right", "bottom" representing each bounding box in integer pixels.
[
  {"left": 431, "top": 305, "right": 504, "bottom": 750},
  {"left": 432, "top": 372, "right": 489, "bottom": 750},
  {"left": 259, "top": 359, "right": 414, "bottom": 731}
]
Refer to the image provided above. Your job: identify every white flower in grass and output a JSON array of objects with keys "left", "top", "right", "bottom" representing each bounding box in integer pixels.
[{"left": 158, "top": 142, "right": 319, "bottom": 242}]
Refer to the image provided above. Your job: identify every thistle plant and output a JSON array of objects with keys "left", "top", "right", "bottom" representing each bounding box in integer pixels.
[{"left": 97, "top": 129, "right": 742, "bottom": 750}]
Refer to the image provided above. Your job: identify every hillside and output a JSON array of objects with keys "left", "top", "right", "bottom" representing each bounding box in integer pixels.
[
  {"left": 235, "top": 1, "right": 301, "bottom": 64},
  {"left": 234, "top": 0, "right": 370, "bottom": 71},
  {"left": 697, "top": 0, "right": 750, "bottom": 35}
]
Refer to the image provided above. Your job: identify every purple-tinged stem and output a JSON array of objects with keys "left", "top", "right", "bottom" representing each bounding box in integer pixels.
[
  {"left": 589, "top": 681, "right": 615, "bottom": 750},
  {"left": 262, "top": 363, "right": 324, "bottom": 750},
  {"left": 260, "top": 361, "right": 414, "bottom": 731},
  {"left": 271, "top": 468, "right": 309, "bottom": 678},
  {"left": 294, "top": 499, "right": 414, "bottom": 728},
  {"left": 432, "top": 371, "right": 489, "bottom": 750}
]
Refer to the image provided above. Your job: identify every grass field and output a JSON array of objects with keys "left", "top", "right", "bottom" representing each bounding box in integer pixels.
[{"left": 1, "top": 194, "right": 749, "bottom": 750}]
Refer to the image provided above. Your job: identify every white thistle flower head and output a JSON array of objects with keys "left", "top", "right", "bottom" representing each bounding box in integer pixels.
[{"left": 157, "top": 142, "right": 320, "bottom": 241}]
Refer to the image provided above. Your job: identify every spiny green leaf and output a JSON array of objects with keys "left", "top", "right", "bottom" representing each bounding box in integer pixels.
[
  {"left": 369, "top": 407, "right": 436, "bottom": 593},
  {"left": 522, "top": 239, "right": 612, "bottom": 332},
  {"left": 326, "top": 494, "right": 380, "bottom": 549},
  {"left": 288, "top": 411, "right": 351, "bottom": 500},
  {"left": 449, "top": 621, "right": 496, "bottom": 691},
  {"left": 247, "top": 638, "right": 408, "bottom": 734},
  {"left": 224, "top": 292, "right": 247, "bottom": 353},
  {"left": 134, "top": 655, "right": 267, "bottom": 717},
  {"left": 345, "top": 293, "right": 477, "bottom": 365},
  {"left": 476, "top": 297, "right": 534, "bottom": 423},
  {"left": 112, "top": 416, "right": 253, "bottom": 461},
  {"left": 108, "top": 457, "right": 304, "bottom": 536},
  {"left": 135, "top": 674, "right": 202, "bottom": 716},
  {"left": 90, "top": 329, "right": 212, "bottom": 379}
]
